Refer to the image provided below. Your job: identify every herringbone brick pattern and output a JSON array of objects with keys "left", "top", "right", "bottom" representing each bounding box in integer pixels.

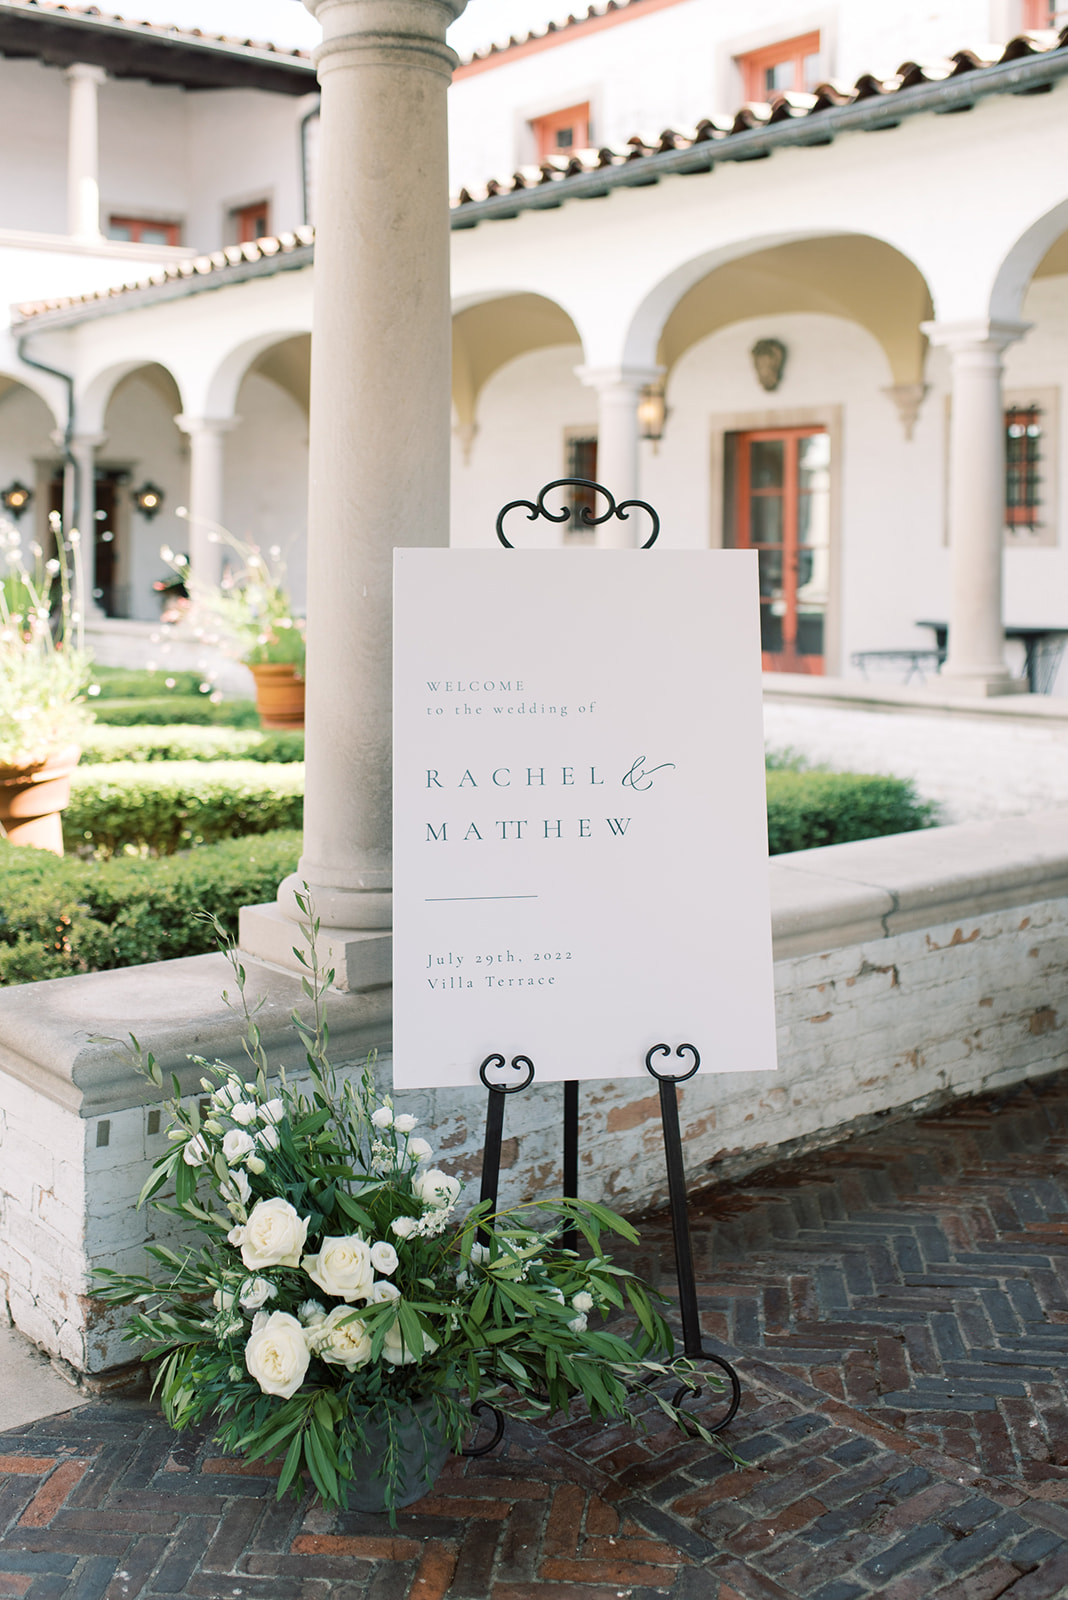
[{"left": 5, "top": 1072, "right": 1068, "bottom": 1598}]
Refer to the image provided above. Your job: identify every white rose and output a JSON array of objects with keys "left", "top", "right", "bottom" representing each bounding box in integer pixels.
[
  {"left": 412, "top": 1168, "right": 462, "bottom": 1211},
  {"left": 409, "top": 1138, "right": 433, "bottom": 1162},
  {"left": 368, "top": 1281, "right": 401, "bottom": 1303},
  {"left": 572, "top": 1291, "right": 594, "bottom": 1314},
  {"left": 370, "top": 1107, "right": 393, "bottom": 1129},
  {"left": 240, "top": 1198, "right": 310, "bottom": 1270},
  {"left": 239, "top": 1277, "right": 276, "bottom": 1311},
  {"left": 297, "top": 1299, "right": 326, "bottom": 1325},
  {"left": 390, "top": 1216, "right": 418, "bottom": 1240},
  {"left": 244, "top": 1311, "right": 310, "bottom": 1399},
  {"left": 260, "top": 1098, "right": 285, "bottom": 1125},
  {"left": 258, "top": 1124, "right": 280, "bottom": 1152},
  {"left": 301, "top": 1235, "right": 374, "bottom": 1303},
  {"left": 369, "top": 1241, "right": 398, "bottom": 1275},
  {"left": 382, "top": 1318, "right": 438, "bottom": 1366},
  {"left": 315, "top": 1305, "right": 373, "bottom": 1369},
  {"left": 567, "top": 1312, "right": 588, "bottom": 1334},
  {"left": 230, "top": 1101, "right": 257, "bottom": 1126},
  {"left": 245, "top": 1155, "right": 266, "bottom": 1176},
  {"left": 183, "top": 1134, "right": 209, "bottom": 1167},
  {"left": 223, "top": 1129, "right": 255, "bottom": 1165},
  {"left": 393, "top": 1114, "right": 417, "bottom": 1134}
]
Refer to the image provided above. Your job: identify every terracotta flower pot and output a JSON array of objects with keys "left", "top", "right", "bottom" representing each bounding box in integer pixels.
[
  {"left": 0, "top": 744, "right": 81, "bottom": 856},
  {"left": 249, "top": 663, "right": 305, "bottom": 730}
]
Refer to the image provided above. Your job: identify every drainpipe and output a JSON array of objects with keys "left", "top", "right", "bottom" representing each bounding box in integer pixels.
[
  {"left": 299, "top": 98, "right": 321, "bottom": 226},
  {"left": 17, "top": 332, "right": 82, "bottom": 639}
]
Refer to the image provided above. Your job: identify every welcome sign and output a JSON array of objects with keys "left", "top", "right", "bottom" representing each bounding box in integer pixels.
[{"left": 392, "top": 550, "right": 777, "bottom": 1090}]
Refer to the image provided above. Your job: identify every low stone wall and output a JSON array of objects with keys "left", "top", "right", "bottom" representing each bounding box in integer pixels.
[{"left": 1, "top": 810, "right": 1066, "bottom": 1373}]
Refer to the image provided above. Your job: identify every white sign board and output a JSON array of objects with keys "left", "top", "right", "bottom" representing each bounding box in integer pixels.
[{"left": 393, "top": 550, "right": 777, "bottom": 1089}]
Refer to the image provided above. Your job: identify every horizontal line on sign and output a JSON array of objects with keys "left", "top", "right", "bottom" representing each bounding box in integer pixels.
[{"left": 424, "top": 895, "right": 539, "bottom": 902}]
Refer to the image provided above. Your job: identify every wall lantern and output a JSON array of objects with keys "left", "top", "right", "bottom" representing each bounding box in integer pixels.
[
  {"left": 1, "top": 480, "right": 33, "bottom": 520},
  {"left": 132, "top": 481, "right": 165, "bottom": 519},
  {"left": 637, "top": 384, "right": 667, "bottom": 446},
  {"left": 751, "top": 338, "right": 787, "bottom": 393}
]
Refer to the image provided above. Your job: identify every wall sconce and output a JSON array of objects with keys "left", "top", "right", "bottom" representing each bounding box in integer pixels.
[
  {"left": 637, "top": 384, "right": 667, "bottom": 446},
  {"left": 1, "top": 480, "right": 33, "bottom": 520},
  {"left": 132, "top": 481, "right": 165, "bottom": 519}
]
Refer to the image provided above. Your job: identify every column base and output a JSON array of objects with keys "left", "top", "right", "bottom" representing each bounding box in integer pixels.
[
  {"left": 239, "top": 901, "right": 391, "bottom": 993},
  {"left": 932, "top": 672, "right": 1030, "bottom": 699}
]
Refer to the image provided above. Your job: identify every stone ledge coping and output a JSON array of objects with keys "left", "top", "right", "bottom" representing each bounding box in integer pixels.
[
  {"left": 1, "top": 809, "right": 1066, "bottom": 1115},
  {"left": 763, "top": 673, "right": 1068, "bottom": 722}
]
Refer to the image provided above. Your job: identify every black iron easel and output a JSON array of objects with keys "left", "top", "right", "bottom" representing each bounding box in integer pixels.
[{"left": 463, "top": 481, "right": 741, "bottom": 1452}]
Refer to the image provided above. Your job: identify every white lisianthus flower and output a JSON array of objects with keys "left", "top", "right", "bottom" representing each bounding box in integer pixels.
[
  {"left": 408, "top": 1138, "right": 433, "bottom": 1162},
  {"left": 222, "top": 1129, "right": 255, "bottom": 1165},
  {"left": 369, "top": 1241, "right": 399, "bottom": 1275},
  {"left": 390, "top": 1216, "right": 418, "bottom": 1240},
  {"left": 245, "top": 1155, "right": 267, "bottom": 1176},
  {"left": 572, "top": 1291, "right": 594, "bottom": 1314},
  {"left": 382, "top": 1319, "right": 438, "bottom": 1366},
  {"left": 230, "top": 1101, "right": 257, "bottom": 1127},
  {"left": 469, "top": 1242, "right": 489, "bottom": 1266},
  {"left": 224, "top": 1169, "right": 252, "bottom": 1207},
  {"left": 259, "top": 1098, "right": 284, "bottom": 1125},
  {"left": 393, "top": 1114, "right": 417, "bottom": 1134},
  {"left": 301, "top": 1235, "right": 374, "bottom": 1303},
  {"left": 568, "top": 1312, "right": 589, "bottom": 1334},
  {"left": 244, "top": 1311, "right": 309, "bottom": 1399},
  {"left": 239, "top": 1277, "right": 276, "bottom": 1312},
  {"left": 368, "top": 1281, "right": 401, "bottom": 1303},
  {"left": 212, "top": 1286, "right": 237, "bottom": 1312},
  {"left": 258, "top": 1124, "right": 280, "bottom": 1152},
  {"left": 314, "top": 1305, "right": 373, "bottom": 1370},
  {"left": 370, "top": 1106, "right": 393, "bottom": 1129},
  {"left": 297, "top": 1299, "right": 326, "bottom": 1325},
  {"left": 412, "top": 1168, "right": 462, "bottom": 1211},
  {"left": 240, "top": 1198, "right": 310, "bottom": 1270},
  {"left": 202, "top": 1119, "right": 224, "bottom": 1136},
  {"left": 227, "top": 1225, "right": 245, "bottom": 1247},
  {"left": 183, "top": 1134, "right": 209, "bottom": 1167}
]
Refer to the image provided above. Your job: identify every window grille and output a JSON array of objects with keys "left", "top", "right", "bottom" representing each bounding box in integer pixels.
[{"left": 1005, "top": 405, "right": 1042, "bottom": 533}]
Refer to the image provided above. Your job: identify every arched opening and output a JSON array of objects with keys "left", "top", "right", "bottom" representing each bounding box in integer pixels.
[
  {"left": 98, "top": 363, "right": 184, "bottom": 620},
  {"left": 451, "top": 293, "right": 591, "bottom": 546},
  {"left": 230, "top": 334, "right": 311, "bottom": 609},
  {"left": 0, "top": 374, "right": 62, "bottom": 562}
]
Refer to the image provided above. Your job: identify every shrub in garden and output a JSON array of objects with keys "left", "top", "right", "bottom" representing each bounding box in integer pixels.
[
  {"left": 0, "top": 830, "right": 301, "bottom": 984},
  {"left": 766, "top": 770, "right": 935, "bottom": 855},
  {"left": 63, "top": 761, "right": 304, "bottom": 855},
  {"left": 89, "top": 667, "right": 209, "bottom": 700},
  {"left": 92, "top": 697, "right": 261, "bottom": 728},
  {"left": 79, "top": 727, "right": 304, "bottom": 764}
]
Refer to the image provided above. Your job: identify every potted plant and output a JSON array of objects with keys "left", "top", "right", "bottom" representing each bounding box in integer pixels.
[
  {"left": 0, "top": 515, "right": 94, "bottom": 854},
  {"left": 164, "top": 526, "right": 306, "bottom": 729},
  {"left": 95, "top": 904, "right": 724, "bottom": 1517}
]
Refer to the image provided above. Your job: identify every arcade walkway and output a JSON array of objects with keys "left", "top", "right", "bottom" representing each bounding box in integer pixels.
[{"left": 2, "top": 1071, "right": 1068, "bottom": 1598}]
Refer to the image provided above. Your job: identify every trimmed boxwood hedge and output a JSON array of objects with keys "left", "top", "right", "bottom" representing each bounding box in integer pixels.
[
  {"left": 79, "top": 727, "right": 304, "bottom": 764},
  {"left": 766, "top": 770, "right": 934, "bottom": 854},
  {"left": 0, "top": 830, "right": 301, "bottom": 985},
  {"left": 63, "top": 761, "right": 304, "bottom": 855},
  {"left": 89, "top": 667, "right": 209, "bottom": 700},
  {"left": 91, "top": 696, "right": 261, "bottom": 728}
]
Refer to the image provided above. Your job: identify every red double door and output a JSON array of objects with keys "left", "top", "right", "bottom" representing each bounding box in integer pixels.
[{"left": 728, "top": 427, "right": 830, "bottom": 675}]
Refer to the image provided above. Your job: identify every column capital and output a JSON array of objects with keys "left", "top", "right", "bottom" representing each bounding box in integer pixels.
[
  {"left": 174, "top": 413, "right": 239, "bottom": 437},
  {"left": 575, "top": 364, "right": 664, "bottom": 395},
  {"left": 921, "top": 318, "right": 1031, "bottom": 354},
  {"left": 305, "top": 0, "right": 465, "bottom": 79},
  {"left": 70, "top": 431, "right": 108, "bottom": 453},
  {"left": 65, "top": 61, "right": 107, "bottom": 86}
]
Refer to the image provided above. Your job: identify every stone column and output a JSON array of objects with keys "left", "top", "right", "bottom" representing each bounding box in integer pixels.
[
  {"left": 922, "top": 319, "right": 1030, "bottom": 697},
  {"left": 69, "top": 433, "right": 106, "bottom": 618},
  {"left": 66, "top": 64, "right": 106, "bottom": 241},
  {"left": 575, "top": 365, "right": 662, "bottom": 546},
  {"left": 239, "top": 0, "right": 467, "bottom": 988},
  {"left": 174, "top": 415, "right": 237, "bottom": 587}
]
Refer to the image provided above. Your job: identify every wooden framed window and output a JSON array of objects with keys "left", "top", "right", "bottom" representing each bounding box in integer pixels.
[
  {"left": 738, "top": 31, "right": 821, "bottom": 101},
  {"left": 232, "top": 200, "right": 271, "bottom": 244},
  {"left": 1021, "top": 0, "right": 1056, "bottom": 27},
  {"left": 724, "top": 425, "right": 830, "bottom": 673},
  {"left": 107, "top": 216, "right": 181, "bottom": 247},
  {"left": 531, "top": 103, "right": 591, "bottom": 161},
  {"left": 565, "top": 433, "right": 598, "bottom": 541}
]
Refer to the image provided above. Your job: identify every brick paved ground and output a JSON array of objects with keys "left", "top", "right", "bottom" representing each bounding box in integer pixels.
[{"left": 5, "top": 1070, "right": 1068, "bottom": 1599}]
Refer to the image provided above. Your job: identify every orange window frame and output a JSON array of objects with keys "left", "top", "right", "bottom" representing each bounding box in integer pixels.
[
  {"left": 733, "top": 425, "right": 827, "bottom": 675},
  {"left": 1021, "top": 0, "right": 1056, "bottom": 26},
  {"left": 738, "top": 31, "right": 821, "bottom": 101},
  {"left": 531, "top": 102, "right": 591, "bottom": 161},
  {"left": 233, "top": 200, "right": 271, "bottom": 244},
  {"left": 108, "top": 216, "right": 181, "bottom": 247}
]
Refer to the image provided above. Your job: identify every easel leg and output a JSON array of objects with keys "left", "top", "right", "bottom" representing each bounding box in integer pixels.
[
  {"left": 562, "top": 1079, "right": 579, "bottom": 1252},
  {"left": 656, "top": 1075, "right": 704, "bottom": 1359}
]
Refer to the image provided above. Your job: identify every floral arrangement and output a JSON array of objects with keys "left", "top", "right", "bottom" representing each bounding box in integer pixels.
[
  {"left": 94, "top": 906, "right": 720, "bottom": 1515},
  {"left": 0, "top": 514, "right": 94, "bottom": 767},
  {"left": 163, "top": 521, "right": 305, "bottom": 670}
]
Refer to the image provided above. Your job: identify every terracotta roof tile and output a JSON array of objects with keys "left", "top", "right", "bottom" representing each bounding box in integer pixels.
[{"left": 0, "top": 0, "right": 312, "bottom": 59}]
